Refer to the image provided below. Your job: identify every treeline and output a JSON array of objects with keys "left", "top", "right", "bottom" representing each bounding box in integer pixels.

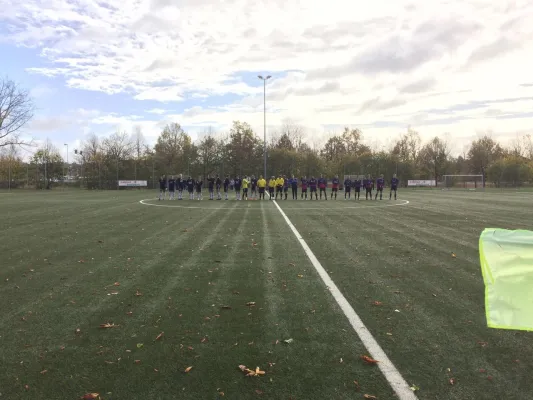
[{"left": 1, "top": 120, "right": 533, "bottom": 189}]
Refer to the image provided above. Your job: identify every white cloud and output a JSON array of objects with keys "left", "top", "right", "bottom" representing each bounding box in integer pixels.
[{"left": 2, "top": 0, "right": 533, "bottom": 150}]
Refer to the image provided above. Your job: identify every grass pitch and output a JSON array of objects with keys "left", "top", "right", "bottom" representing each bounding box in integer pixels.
[{"left": 1, "top": 189, "right": 532, "bottom": 399}]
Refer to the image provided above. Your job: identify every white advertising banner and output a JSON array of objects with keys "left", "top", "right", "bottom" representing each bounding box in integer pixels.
[
  {"left": 407, "top": 180, "right": 436, "bottom": 187},
  {"left": 119, "top": 180, "right": 148, "bottom": 187}
]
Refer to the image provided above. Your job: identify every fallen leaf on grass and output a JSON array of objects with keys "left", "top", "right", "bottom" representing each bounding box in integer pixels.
[
  {"left": 154, "top": 368, "right": 159, "bottom": 372},
  {"left": 135, "top": 290, "right": 143, "bottom": 296},
  {"left": 353, "top": 380, "right": 360, "bottom": 391},
  {"left": 361, "top": 355, "right": 379, "bottom": 364},
  {"left": 410, "top": 384, "right": 420, "bottom": 391},
  {"left": 81, "top": 394, "right": 100, "bottom": 400},
  {"left": 99, "top": 323, "right": 119, "bottom": 329},
  {"left": 126, "top": 311, "right": 133, "bottom": 316},
  {"left": 363, "top": 395, "right": 377, "bottom": 399},
  {"left": 113, "top": 282, "right": 120, "bottom": 286},
  {"left": 372, "top": 301, "right": 383, "bottom": 306},
  {"left": 220, "top": 306, "right": 232, "bottom": 310},
  {"left": 98, "top": 240, "right": 104, "bottom": 243},
  {"left": 24, "top": 385, "right": 29, "bottom": 391},
  {"left": 201, "top": 337, "right": 208, "bottom": 343},
  {"left": 246, "top": 302, "right": 256, "bottom": 307},
  {"left": 107, "top": 292, "right": 119, "bottom": 296},
  {"left": 217, "top": 389, "right": 225, "bottom": 396},
  {"left": 479, "top": 369, "right": 486, "bottom": 373},
  {"left": 78, "top": 260, "right": 85, "bottom": 264},
  {"left": 40, "top": 369, "right": 48, "bottom": 375},
  {"left": 134, "top": 360, "right": 141, "bottom": 364},
  {"left": 283, "top": 338, "right": 294, "bottom": 344},
  {"left": 136, "top": 343, "right": 144, "bottom": 348},
  {"left": 255, "top": 389, "right": 263, "bottom": 395},
  {"left": 449, "top": 378, "right": 456, "bottom": 385},
  {"left": 75, "top": 328, "right": 81, "bottom": 335},
  {"left": 451, "top": 253, "right": 456, "bottom": 258},
  {"left": 155, "top": 332, "right": 164, "bottom": 341},
  {"left": 288, "top": 262, "right": 295, "bottom": 267},
  {"left": 184, "top": 366, "right": 193, "bottom": 373},
  {"left": 477, "top": 341, "right": 488, "bottom": 347},
  {"left": 297, "top": 274, "right": 304, "bottom": 278}
]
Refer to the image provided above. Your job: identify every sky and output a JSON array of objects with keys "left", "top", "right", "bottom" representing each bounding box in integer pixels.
[{"left": 1, "top": 0, "right": 533, "bottom": 160}]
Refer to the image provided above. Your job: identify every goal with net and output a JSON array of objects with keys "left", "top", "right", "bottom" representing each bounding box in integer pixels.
[{"left": 442, "top": 175, "right": 484, "bottom": 190}]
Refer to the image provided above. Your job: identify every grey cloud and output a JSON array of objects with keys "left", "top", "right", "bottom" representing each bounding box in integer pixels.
[
  {"left": 29, "top": 117, "right": 71, "bottom": 132},
  {"left": 266, "top": 81, "right": 341, "bottom": 102},
  {"left": 400, "top": 77, "right": 437, "bottom": 93},
  {"left": 357, "top": 97, "right": 407, "bottom": 114},
  {"left": 144, "top": 58, "right": 175, "bottom": 71},
  {"left": 302, "top": 17, "right": 395, "bottom": 45},
  {"left": 494, "top": 111, "right": 533, "bottom": 120},
  {"left": 293, "top": 81, "right": 341, "bottom": 96},
  {"left": 467, "top": 37, "right": 516, "bottom": 63},
  {"left": 307, "top": 17, "right": 480, "bottom": 80},
  {"left": 424, "top": 96, "right": 533, "bottom": 115},
  {"left": 520, "top": 83, "right": 533, "bottom": 87}
]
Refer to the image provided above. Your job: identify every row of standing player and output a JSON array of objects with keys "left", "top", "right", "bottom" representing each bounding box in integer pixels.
[{"left": 157, "top": 174, "right": 400, "bottom": 201}]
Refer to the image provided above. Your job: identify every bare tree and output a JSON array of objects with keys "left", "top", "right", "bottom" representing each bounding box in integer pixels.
[
  {"left": 132, "top": 126, "right": 145, "bottom": 180},
  {"left": 0, "top": 77, "right": 35, "bottom": 147}
]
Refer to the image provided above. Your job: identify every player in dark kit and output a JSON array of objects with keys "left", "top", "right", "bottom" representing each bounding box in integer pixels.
[
  {"left": 207, "top": 175, "right": 215, "bottom": 200},
  {"left": 353, "top": 177, "right": 362, "bottom": 200},
  {"left": 195, "top": 177, "right": 203, "bottom": 200},
  {"left": 250, "top": 175, "right": 258, "bottom": 200},
  {"left": 390, "top": 174, "right": 399, "bottom": 200},
  {"left": 375, "top": 174, "right": 385, "bottom": 200},
  {"left": 186, "top": 176, "right": 195, "bottom": 200},
  {"left": 290, "top": 175, "right": 298, "bottom": 199},
  {"left": 168, "top": 176, "right": 176, "bottom": 200},
  {"left": 365, "top": 175, "right": 373, "bottom": 200},
  {"left": 215, "top": 175, "right": 222, "bottom": 200},
  {"left": 223, "top": 176, "right": 230, "bottom": 200},
  {"left": 309, "top": 177, "right": 318, "bottom": 200},
  {"left": 176, "top": 174, "right": 184, "bottom": 200},
  {"left": 330, "top": 175, "right": 339, "bottom": 199},
  {"left": 344, "top": 177, "right": 352, "bottom": 199},
  {"left": 301, "top": 177, "right": 308, "bottom": 199},
  {"left": 158, "top": 175, "right": 167, "bottom": 200},
  {"left": 318, "top": 175, "right": 327, "bottom": 200},
  {"left": 234, "top": 176, "right": 242, "bottom": 200}
]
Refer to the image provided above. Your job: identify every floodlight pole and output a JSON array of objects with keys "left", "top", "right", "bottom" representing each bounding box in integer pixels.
[
  {"left": 64, "top": 143, "right": 68, "bottom": 188},
  {"left": 258, "top": 75, "right": 271, "bottom": 178}
]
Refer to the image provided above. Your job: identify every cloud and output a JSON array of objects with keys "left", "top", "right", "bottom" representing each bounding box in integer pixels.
[
  {"left": 2, "top": 0, "right": 533, "bottom": 151},
  {"left": 400, "top": 78, "right": 437, "bottom": 94},
  {"left": 146, "top": 108, "right": 167, "bottom": 114}
]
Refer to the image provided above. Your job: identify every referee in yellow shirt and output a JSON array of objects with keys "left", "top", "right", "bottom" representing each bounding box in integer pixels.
[
  {"left": 242, "top": 176, "right": 249, "bottom": 200},
  {"left": 268, "top": 176, "right": 276, "bottom": 199},
  {"left": 275, "top": 175, "right": 284, "bottom": 200},
  {"left": 257, "top": 175, "right": 267, "bottom": 200}
]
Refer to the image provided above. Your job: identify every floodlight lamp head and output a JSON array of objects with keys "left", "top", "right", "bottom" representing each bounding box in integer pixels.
[
  {"left": 266, "top": 75, "right": 271, "bottom": 79},
  {"left": 258, "top": 75, "right": 263, "bottom": 79}
]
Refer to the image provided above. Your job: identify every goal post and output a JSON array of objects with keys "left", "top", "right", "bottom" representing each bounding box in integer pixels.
[{"left": 442, "top": 175, "right": 484, "bottom": 190}]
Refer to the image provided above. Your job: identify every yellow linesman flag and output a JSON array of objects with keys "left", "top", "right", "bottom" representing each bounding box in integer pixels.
[{"left": 479, "top": 228, "right": 533, "bottom": 331}]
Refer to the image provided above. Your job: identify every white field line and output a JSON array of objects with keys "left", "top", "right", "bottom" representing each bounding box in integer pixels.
[
  {"left": 139, "top": 198, "right": 410, "bottom": 210},
  {"left": 271, "top": 198, "right": 418, "bottom": 400}
]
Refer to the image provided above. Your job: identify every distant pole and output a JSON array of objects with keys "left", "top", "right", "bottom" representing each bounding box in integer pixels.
[
  {"left": 116, "top": 157, "right": 119, "bottom": 190},
  {"left": 258, "top": 75, "right": 271, "bottom": 178},
  {"left": 152, "top": 157, "right": 155, "bottom": 189},
  {"left": 64, "top": 143, "right": 68, "bottom": 189},
  {"left": 8, "top": 161, "right": 11, "bottom": 191}
]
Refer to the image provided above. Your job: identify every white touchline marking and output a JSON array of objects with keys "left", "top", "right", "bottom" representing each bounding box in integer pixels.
[{"left": 271, "top": 198, "right": 419, "bottom": 400}]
